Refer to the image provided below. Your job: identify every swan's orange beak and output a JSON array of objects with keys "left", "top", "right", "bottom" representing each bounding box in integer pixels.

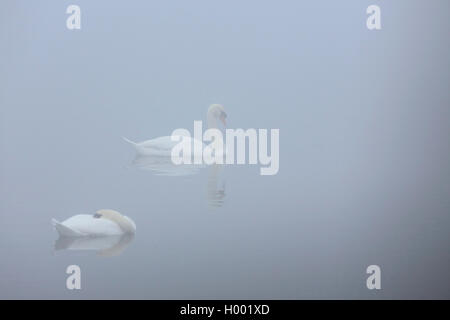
[{"left": 220, "top": 112, "right": 227, "bottom": 126}]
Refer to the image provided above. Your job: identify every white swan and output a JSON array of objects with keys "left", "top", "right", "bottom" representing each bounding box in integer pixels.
[
  {"left": 123, "top": 104, "right": 227, "bottom": 157},
  {"left": 52, "top": 209, "right": 136, "bottom": 237}
]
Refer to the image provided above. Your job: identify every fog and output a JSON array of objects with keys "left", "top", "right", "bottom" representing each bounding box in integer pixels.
[{"left": 1, "top": 0, "right": 449, "bottom": 299}]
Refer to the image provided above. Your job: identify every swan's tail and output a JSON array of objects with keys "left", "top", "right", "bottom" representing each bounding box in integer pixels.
[
  {"left": 123, "top": 137, "right": 144, "bottom": 154},
  {"left": 51, "top": 218, "right": 59, "bottom": 227},
  {"left": 51, "top": 218, "right": 83, "bottom": 237},
  {"left": 123, "top": 136, "right": 148, "bottom": 155},
  {"left": 123, "top": 137, "right": 137, "bottom": 146}
]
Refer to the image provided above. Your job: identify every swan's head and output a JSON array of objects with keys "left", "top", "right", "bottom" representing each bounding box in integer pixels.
[
  {"left": 208, "top": 104, "right": 227, "bottom": 126},
  {"left": 93, "top": 209, "right": 136, "bottom": 234}
]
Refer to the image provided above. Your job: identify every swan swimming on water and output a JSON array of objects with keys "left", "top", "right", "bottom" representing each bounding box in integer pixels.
[
  {"left": 123, "top": 103, "right": 228, "bottom": 205},
  {"left": 52, "top": 209, "right": 136, "bottom": 237},
  {"left": 123, "top": 104, "right": 227, "bottom": 157}
]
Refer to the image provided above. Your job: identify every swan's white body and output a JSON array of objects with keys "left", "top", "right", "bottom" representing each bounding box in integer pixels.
[
  {"left": 123, "top": 135, "right": 206, "bottom": 157},
  {"left": 123, "top": 104, "right": 227, "bottom": 157},
  {"left": 52, "top": 210, "right": 136, "bottom": 237}
]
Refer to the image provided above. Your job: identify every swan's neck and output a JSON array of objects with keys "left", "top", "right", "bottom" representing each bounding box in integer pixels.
[{"left": 207, "top": 112, "right": 218, "bottom": 129}]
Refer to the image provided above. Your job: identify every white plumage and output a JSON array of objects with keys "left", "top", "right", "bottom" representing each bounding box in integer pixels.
[{"left": 52, "top": 209, "right": 136, "bottom": 237}]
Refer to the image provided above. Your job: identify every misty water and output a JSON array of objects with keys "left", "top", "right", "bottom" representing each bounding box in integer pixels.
[{"left": 1, "top": 1, "right": 449, "bottom": 299}]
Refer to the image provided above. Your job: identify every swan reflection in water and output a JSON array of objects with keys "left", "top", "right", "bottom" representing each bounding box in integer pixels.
[
  {"left": 130, "top": 156, "right": 227, "bottom": 207},
  {"left": 207, "top": 164, "right": 226, "bottom": 207},
  {"left": 131, "top": 154, "right": 206, "bottom": 177},
  {"left": 54, "top": 234, "right": 134, "bottom": 257}
]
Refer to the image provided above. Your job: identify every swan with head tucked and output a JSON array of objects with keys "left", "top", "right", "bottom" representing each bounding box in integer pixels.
[
  {"left": 123, "top": 104, "right": 227, "bottom": 157},
  {"left": 52, "top": 209, "right": 136, "bottom": 237}
]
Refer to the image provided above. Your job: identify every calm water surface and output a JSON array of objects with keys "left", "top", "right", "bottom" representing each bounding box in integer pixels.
[{"left": 1, "top": 1, "right": 449, "bottom": 299}]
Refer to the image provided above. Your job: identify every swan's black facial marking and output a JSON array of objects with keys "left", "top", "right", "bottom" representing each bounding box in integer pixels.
[{"left": 93, "top": 213, "right": 102, "bottom": 219}]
